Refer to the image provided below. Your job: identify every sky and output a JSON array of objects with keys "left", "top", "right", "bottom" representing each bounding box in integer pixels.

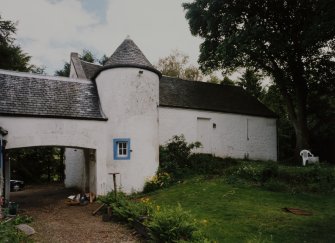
[{"left": 0, "top": 0, "right": 203, "bottom": 75}]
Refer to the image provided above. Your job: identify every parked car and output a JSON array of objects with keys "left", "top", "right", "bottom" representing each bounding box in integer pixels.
[{"left": 10, "top": 180, "right": 24, "bottom": 192}]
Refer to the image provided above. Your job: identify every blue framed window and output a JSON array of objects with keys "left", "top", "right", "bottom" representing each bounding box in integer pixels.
[{"left": 113, "top": 138, "right": 131, "bottom": 160}]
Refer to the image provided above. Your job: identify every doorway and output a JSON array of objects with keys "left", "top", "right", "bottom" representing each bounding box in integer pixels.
[{"left": 197, "top": 117, "right": 212, "bottom": 154}]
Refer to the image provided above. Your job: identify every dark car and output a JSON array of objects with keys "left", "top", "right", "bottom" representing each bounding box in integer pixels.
[{"left": 10, "top": 180, "right": 24, "bottom": 192}]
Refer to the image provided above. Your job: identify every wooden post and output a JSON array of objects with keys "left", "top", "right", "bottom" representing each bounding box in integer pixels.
[{"left": 108, "top": 173, "right": 120, "bottom": 199}]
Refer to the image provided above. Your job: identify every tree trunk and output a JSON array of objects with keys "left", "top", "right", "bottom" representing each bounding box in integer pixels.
[
  {"left": 292, "top": 116, "right": 310, "bottom": 157},
  {"left": 272, "top": 66, "right": 311, "bottom": 162},
  {"left": 291, "top": 60, "right": 311, "bottom": 160}
]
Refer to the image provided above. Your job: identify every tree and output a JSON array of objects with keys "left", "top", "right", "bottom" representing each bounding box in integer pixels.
[
  {"left": 99, "top": 54, "right": 109, "bottom": 65},
  {"left": 0, "top": 15, "right": 33, "bottom": 72},
  {"left": 262, "top": 85, "right": 296, "bottom": 161},
  {"left": 156, "top": 50, "right": 203, "bottom": 80},
  {"left": 55, "top": 62, "right": 70, "bottom": 77},
  {"left": 81, "top": 49, "right": 94, "bottom": 63},
  {"left": 9, "top": 147, "right": 64, "bottom": 183},
  {"left": 221, "top": 76, "right": 235, "bottom": 86},
  {"left": 183, "top": 0, "right": 335, "bottom": 157},
  {"left": 237, "top": 69, "right": 264, "bottom": 100},
  {"left": 55, "top": 50, "right": 107, "bottom": 77},
  {"left": 207, "top": 74, "right": 236, "bottom": 85}
]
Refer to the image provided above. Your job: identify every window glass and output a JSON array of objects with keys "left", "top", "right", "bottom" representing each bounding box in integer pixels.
[{"left": 113, "top": 139, "right": 131, "bottom": 160}]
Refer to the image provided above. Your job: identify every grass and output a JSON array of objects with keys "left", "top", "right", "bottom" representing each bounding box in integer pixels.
[{"left": 147, "top": 177, "right": 335, "bottom": 242}]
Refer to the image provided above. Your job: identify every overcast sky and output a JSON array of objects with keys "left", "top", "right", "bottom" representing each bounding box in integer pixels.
[{"left": 1, "top": 0, "right": 203, "bottom": 75}]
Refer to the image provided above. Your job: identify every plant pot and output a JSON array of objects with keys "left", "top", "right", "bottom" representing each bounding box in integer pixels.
[
  {"left": 8, "top": 202, "right": 18, "bottom": 216},
  {"left": 102, "top": 213, "right": 112, "bottom": 222}
]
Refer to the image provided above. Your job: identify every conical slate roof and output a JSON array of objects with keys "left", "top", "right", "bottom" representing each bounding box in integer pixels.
[
  {"left": 93, "top": 38, "right": 161, "bottom": 78},
  {"left": 105, "top": 38, "right": 153, "bottom": 67}
]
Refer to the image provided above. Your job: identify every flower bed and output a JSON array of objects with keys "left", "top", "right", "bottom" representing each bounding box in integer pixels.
[{"left": 98, "top": 192, "right": 207, "bottom": 242}]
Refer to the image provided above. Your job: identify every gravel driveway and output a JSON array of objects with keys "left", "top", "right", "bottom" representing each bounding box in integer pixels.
[{"left": 10, "top": 184, "right": 142, "bottom": 243}]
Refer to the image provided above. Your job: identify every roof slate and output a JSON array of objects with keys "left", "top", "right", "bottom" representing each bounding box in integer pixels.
[
  {"left": 79, "top": 61, "right": 276, "bottom": 118},
  {"left": 81, "top": 61, "right": 101, "bottom": 79},
  {"left": 105, "top": 38, "right": 154, "bottom": 68},
  {"left": 159, "top": 76, "right": 277, "bottom": 118},
  {"left": 0, "top": 71, "right": 106, "bottom": 120},
  {"left": 92, "top": 38, "right": 161, "bottom": 78}
]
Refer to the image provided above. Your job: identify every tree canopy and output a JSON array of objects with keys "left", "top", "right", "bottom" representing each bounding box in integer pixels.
[
  {"left": 156, "top": 50, "right": 203, "bottom": 81},
  {"left": 237, "top": 69, "right": 264, "bottom": 100},
  {"left": 184, "top": 0, "right": 335, "bottom": 158},
  {"left": 0, "top": 15, "right": 33, "bottom": 72}
]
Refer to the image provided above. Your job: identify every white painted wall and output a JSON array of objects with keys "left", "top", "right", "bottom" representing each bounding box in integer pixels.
[
  {"left": 64, "top": 148, "right": 96, "bottom": 193},
  {"left": 0, "top": 116, "right": 109, "bottom": 195},
  {"left": 64, "top": 148, "right": 85, "bottom": 189},
  {"left": 159, "top": 107, "right": 277, "bottom": 161},
  {"left": 95, "top": 67, "right": 160, "bottom": 193}
]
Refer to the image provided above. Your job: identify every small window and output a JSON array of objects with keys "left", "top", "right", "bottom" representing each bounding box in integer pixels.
[{"left": 113, "top": 138, "right": 130, "bottom": 160}]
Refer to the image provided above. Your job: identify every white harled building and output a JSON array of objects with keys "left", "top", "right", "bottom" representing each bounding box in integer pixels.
[{"left": 0, "top": 38, "right": 277, "bottom": 197}]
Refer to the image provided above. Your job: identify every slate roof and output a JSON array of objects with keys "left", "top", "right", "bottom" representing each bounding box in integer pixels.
[
  {"left": 159, "top": 76, "right": 277, "bottom": 118},
  {"left": 78, "top": 60, "right": 276, "bottom": 118},
  {"left": 93, "top": 38, "right": 161, "bottom": 78},
  {"left": 81, "top": 61, "right": 101, "bottom": 79},
  {"left": 0, "top": 70, "right": 107, "bottom": 120}
]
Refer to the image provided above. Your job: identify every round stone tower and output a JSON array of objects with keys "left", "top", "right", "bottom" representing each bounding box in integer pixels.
[{"left": 93, "top": 38, "right": 161, "bottom": 193}]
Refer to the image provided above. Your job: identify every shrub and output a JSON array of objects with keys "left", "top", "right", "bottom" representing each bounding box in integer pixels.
[
  {"left": 261, "top": 163, "right": 279, "bottom": 183},
  {"left": 0, "top": 215, "right": 33, "bottom": 243},
  {"left": 143, "top": 172, "right": 172, "bottom": 193},
  {"left": 159, "top": 135, "right": 201, "bottom": 179},
  {"left": 225, "top": 161, "right": 335, "bottom": 193},
  {"left": 277, "top": 165, "right": 335, "bottom": 193},
  {"left": 98, "top": 192, "right": 152, "bottom": 223},
  {"left": 188, "top": 154, "right": 238, "bottom": 176},
  {"left": 232, "top": 163, "right": 263, "bottom": 182},
  {"left": 99, "top": 192, "right": 207, "bottom": 242},
  {"left": 145, "top": 205, "right": 206, "bottom": 243}
]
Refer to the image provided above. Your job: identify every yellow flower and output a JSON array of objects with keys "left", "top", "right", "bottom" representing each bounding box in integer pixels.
[
  {"left": 156, "top": 205, "right": 160, "bottom": 211},
  {"left": 140, "top": 197, "right": 150, "bottom": 203}
]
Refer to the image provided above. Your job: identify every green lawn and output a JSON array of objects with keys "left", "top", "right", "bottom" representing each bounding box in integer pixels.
[{"left": 148, "top": 178, "right": 335, "bottom": 242}]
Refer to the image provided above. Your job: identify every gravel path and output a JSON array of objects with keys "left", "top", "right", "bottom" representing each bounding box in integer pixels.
[{"left": 10, "top": 184, "right": 142, "bottom": 243}]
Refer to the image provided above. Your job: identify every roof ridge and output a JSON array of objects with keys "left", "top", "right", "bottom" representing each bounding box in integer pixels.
[
  {"left": 80, "top": 60, "right": 102, "bottom": 66},
  {"left": 162, "top": 76, "right": 241, "bottom": 89},
  {"left": 0, "top": 69, "right": 91, "bottom": 84}
]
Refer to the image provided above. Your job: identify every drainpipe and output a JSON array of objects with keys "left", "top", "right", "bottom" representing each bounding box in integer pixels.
[
  {"left": 0, "top": 136, "right": 3, "bottom": 218},
  {"left": 276, "top": 118, "right": 279, "bottom": 162},
  {"left": 0, "top": 127, "right": 8, "bottom": 219}
]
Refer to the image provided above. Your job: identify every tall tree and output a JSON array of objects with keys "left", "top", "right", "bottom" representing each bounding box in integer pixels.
[
  {"left": 0, "top": 15, "right": 32, "bottom": 71},
  {"left": 183, "top": 0, "right": 335, "bottom": 156},
  {"left": 237, "top": 69, "right": 264, "bottom": 100},
  {"left": 156, "top": 50, "right": 203, "bottom": 81}
]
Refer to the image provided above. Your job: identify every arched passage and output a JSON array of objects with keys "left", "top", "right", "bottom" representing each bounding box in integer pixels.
[
  {"left": 4, "top": 145, "right": 97, "bottom": 201},
  {"left": 0, "top": 116, "right": 107, "bottom": 199}
]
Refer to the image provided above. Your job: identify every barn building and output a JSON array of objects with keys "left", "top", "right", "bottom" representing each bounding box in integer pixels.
[{"left": 0, "top": 38, "right": 277, "bottom": 198}]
